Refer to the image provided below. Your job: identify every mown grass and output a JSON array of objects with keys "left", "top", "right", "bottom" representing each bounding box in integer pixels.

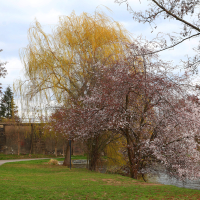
[
  {"left": 0, "top": 154, "right": 59, "bottom": 160},
  {"left": 0, "top": 159, "right": 199, "bottom": 199},
  {"left": 0, "top": 154, "right": 86, "bottom": 160}
]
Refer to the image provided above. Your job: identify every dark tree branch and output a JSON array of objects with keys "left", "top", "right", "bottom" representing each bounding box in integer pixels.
[
  {"left": 134, "top": 32, "right": 200, "bottom": 56},
  {"left": 151, "top": 0, "right": 200, "bottom": 33}
]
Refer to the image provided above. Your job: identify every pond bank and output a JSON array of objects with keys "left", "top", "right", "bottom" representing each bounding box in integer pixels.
[{"left": 63, "top": 161, "right": 200, "bottom": 190}]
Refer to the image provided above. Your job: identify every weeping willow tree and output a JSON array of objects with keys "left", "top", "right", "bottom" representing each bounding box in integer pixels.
[
  {"left": 13, "top": 10, "right": 134, "bottom": 163},
  {"left": 14, "top": 11, "right": 132, "bottom": 111}
]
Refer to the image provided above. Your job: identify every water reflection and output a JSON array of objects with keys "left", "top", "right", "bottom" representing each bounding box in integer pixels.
[{"left": 148, "top": 173, "right": 200, "bottom": 190}]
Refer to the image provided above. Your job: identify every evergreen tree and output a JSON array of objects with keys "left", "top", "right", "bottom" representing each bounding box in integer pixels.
[{"left": 0, "top": 86, "right": 19, "bottom": 120}]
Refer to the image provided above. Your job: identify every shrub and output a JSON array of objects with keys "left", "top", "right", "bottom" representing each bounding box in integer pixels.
[{"left": 48, "top": 159, "right": 59, "bottom": 165}]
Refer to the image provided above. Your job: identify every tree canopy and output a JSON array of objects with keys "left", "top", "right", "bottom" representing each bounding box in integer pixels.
[{"left": 50, "top": 54, "right": 200, "bottom": 180}]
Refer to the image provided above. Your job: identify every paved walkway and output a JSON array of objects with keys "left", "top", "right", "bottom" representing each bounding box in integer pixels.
[{"left": 0, "top": 158, "right": 51, "bottom": 166}]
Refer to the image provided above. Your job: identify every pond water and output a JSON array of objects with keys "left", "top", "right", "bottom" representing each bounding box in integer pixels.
[{"left": 148, "top": 173, "right": 200, "bottom": 190}]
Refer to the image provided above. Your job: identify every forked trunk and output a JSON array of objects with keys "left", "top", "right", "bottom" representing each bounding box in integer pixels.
[{"left": 126, "top": 129, "right": 139, "bottom": 179}]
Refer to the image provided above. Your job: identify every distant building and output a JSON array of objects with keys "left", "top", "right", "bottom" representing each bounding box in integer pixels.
[{"left": 0, "top": 122, "right": 84, "bottom": 155}]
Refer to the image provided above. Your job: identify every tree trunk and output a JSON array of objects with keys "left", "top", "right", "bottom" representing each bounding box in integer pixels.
[
  {"left": 63, "top": 142, "right": 70, "bottom": 166},
  {"left": 88, "top": 136, "right": 100, "bottom": 171},
  {"left": 127, "top": 146, "right": 136, "bottom": 179},
  {"left": 86, "top": 154, "right": 89, "bottom": 169},
  {"left": 126, "top": 128, "right": 139, "bottom": 179},
  {"left": 128, "top": 147, "right": 141, "bottom": 180},
  {"left": 55, "top": 139, "right": 57, "bottom": 157},
  {"left": 17, "top": 131, "right": 20, "bottom": 156},
  {"left": 30, "top": 124, "right": 33, "bottom": 154},
  {"left": 55, "top": 147, "right": 57, "bottom": 157},
  {"left": 89, "top": 154, "right": 98, "bottom": 171},
  {"left": 63, "top": 144, "right": 65, "bottom": 157}
]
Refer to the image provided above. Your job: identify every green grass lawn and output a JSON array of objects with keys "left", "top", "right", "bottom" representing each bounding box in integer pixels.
[
  {"left": 0, "top": 159, "right": 199, "bottom": 199},
  {"left": 0, "top": 154, "right": 59, "bottom": 160},
  {"left": 0, "top": 154, "right": 87, "bottom": 160}
]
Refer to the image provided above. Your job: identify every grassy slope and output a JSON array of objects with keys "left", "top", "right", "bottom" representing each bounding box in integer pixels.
[{"left": 0, "top": 159, "right": 199, "bottom": 200}]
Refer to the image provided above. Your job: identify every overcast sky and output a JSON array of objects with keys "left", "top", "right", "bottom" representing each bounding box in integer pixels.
[{"left": 0, "top": 0, "right": 198, "bottom": 116}]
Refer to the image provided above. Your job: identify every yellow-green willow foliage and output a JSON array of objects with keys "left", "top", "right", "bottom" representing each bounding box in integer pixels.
[
  {"left": 105, "top": 134, "right": 127, "bottom": 167},
  {"left": 14, "top": 11, "right": 132, "bottom": 121}
]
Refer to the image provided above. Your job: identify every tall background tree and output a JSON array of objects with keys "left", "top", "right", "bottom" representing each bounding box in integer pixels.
[{"left": 0, "top": 86, "right": 19, "bottom": 121}]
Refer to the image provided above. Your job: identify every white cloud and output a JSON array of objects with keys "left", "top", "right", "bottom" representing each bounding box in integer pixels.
[
  {"left": 30, "top": 9, "right": 63, "bottom": 25},
  {"left": 0, "top": 0, "right": 54, "bottom": 9},
  {"left": 16, "top": 0, "right": 54, "bottom": 8}
]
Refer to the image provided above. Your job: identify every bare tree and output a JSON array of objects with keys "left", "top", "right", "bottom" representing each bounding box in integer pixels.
[
  {"left": 115, "top": 0, "right": 200, "bottom": 72},
  {"left": 0, "top": 49, "right": 7, "bottom": 93}
]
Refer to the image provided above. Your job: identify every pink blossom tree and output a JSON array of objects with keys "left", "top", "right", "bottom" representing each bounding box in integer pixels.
[{"left": 48, "top": 47, "right": 200, "bottom": 180}]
